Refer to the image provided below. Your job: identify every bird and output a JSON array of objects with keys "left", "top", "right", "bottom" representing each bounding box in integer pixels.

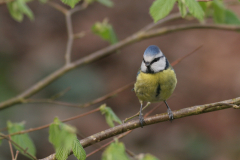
[{"left": 134, "top": 45, "right": 177, "bottom": 128}]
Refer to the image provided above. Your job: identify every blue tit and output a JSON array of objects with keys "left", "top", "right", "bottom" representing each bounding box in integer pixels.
[{"left": 134, "top": 45, "right": 177, "bottom": 128}]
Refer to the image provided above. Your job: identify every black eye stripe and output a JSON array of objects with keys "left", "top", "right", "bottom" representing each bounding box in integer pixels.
[
  {"left": 143, "top": 56, "right": 164, "bottom": 65},
  {"left": 150, "top": 56, "right": 164, "bottom": 65}
]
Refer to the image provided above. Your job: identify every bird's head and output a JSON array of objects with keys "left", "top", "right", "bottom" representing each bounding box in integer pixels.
[{"left": 141, "top": 45, "right": 169, "bottom": 73}]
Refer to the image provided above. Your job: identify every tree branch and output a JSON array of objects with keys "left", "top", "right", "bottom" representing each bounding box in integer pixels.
[
  {"left": 40, "top": 97, "right": 240, "bottom": 160},
  {"left": 1, "top": 23, "right": 240, "bottom": 111}
]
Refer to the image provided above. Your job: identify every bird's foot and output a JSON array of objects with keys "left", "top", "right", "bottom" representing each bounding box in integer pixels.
[
  {"left": 167, "top": 108, "right": 174, "bottom": 122},
  {"left": 139, "top": 114, "right": 145, "bottom": 128}
]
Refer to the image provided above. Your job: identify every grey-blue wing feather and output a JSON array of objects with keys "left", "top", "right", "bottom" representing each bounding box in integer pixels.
[{"left": 136, "top": 69, "right": 140, "bottom": 78}]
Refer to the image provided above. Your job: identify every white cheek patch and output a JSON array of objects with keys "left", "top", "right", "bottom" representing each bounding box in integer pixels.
[{"left": 150, "top": 57, "right": 166, "bottom": 72}]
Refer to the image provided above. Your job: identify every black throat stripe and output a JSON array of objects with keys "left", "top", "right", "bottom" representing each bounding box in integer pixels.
[
  {"left": 146, "top": 66, "right": 154, "bottom": 73},
  {"left": 156, "top": 83, "right": 161, "bottom": 97}
]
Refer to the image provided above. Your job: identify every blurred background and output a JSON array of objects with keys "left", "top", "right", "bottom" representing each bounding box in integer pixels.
[{"left": 0, "top": 0, "right": 240, "bottom": 159}]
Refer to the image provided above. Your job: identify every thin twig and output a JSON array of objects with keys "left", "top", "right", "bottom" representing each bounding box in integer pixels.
[
  {"left": 69, "top": 1, "right": 89, "bottom": 14},
  {"left": 8, "top": 136, "right": 14, "bottom": 160},
  {"left": 65, "top": 12, "right": 74, "bottom": 65},
  {"left": 140, "top": 12, "right": 182, "bottom": 32},
  {"left": 49, "top": 87, "right": 71, "bottom": 100},
  {"left": 73, "top": 31, "right": 86, "bottom": 39},
  {"left": 47, "top": 1, "right": 68, "bottom": 14},
  {"left": 1, "top": 108, "right": 100, "bottom": 138},
  {"left": 0, "top": 127, "right": 7, "bottom": 132},
  {"left": 0, "top": 134, "right": 37, "bottom": 160},
  {"left": 14, "top": 151, "right": 19, "bottom": 160},
  {"left": 23, "top": 99, "right": 81, "bottom": 107},
  {"left": 171, "top": 45, "right": 203, "bottom": 66},
  {"left": 144, "top": 103, "right": 162, "bottom": 118}
]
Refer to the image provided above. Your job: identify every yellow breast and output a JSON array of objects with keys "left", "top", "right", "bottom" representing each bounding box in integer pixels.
[{"left": 134, "top": 68, "right": 177, "bottom": 102}]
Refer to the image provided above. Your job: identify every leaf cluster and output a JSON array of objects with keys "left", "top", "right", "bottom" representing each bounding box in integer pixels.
[
  {"left": 49, "top": 117, "right": 86, "bottom": 160},
  {"left": 150, "top": 0, "right": 240, "bottom": 24}
]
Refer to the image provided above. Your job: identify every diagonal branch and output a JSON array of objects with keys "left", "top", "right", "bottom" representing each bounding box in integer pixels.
[
  {"left": 1, "top": 23, "right": 240, "bottom": 110},
  {"left": 40, "top": 97, "right": 240, "bottom": 160}
]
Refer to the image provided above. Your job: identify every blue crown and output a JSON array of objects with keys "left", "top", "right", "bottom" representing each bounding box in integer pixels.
[{"left": 144, "top": 45, "right": 161, "bottom": 56}]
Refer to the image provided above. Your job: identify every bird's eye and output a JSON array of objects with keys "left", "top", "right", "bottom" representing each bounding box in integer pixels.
[
  {"left": 150, "top": 57, "right": 161, "bottom": 64},
  {"left": 143, "top": 58, "right": 146, "bottom": 63}
]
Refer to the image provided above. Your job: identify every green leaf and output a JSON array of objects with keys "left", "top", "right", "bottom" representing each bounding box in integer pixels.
[
  {"left": 213, "top": 0, "right": 225, "bottom": 23},
  {"left": 178, "top": 0, "right": 187, "bottom": 18},
  {"left": 61, "top": 0, "right": 81, "bottom": 8},
  {"left": 198, "top": 1, "right": 207, "bottom": 13},
  {"left": 72, "top": 138, "right": 86, "bottom": 160},
  {"left": 102, "top": 141, "right": 130, "bottom": 160},
  {"left": 7, "top": 121, "right": 36, "bottom": 159},
  {"left": 100, "top": 104, "right": 122, "bottom": 127},
  {"left": 138, "top": 153, "right": 159, "bottom": 160},
  {"left": 92, "top": 19, "right": 118, "bottom": 44},
  {"left": 224, "top": 10, "right": 240, "bottom": 24},
  {"left": 7, "top": 2, "right": 24, "bottom": 22},
  {"left": 150, "top": 0, "right": 176, "bottom": 22},
  {"left": 55, "top": 146, "right": 69, "bottom": 160},
  {"left": 213, "top": 0, "right": 240, "bottom": 24},
  {"left": 49, "top": 117, "right": 86, "bottom": 160},
  {"left": 17, "top": 0, "right": 34, "bottom": 20},
  {"left": 7, "top": 0, "right": 34, "bottom": 22},
  {"left": 184, "top": 0, "right": 204, "bottom": 21},
  {"left": 97, "top": 0, "right": 113, "bottom": 7}
]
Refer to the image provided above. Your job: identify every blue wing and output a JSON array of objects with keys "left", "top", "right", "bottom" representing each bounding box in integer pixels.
[{"left": 136, "top": 69, "right": 140, "bottom": 78}]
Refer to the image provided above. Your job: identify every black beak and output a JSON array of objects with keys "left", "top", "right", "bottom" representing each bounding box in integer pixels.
[{"left": 145, "top": 62, "right": 150, "bottom": 67}]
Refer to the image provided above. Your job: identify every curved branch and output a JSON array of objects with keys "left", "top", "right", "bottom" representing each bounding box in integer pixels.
[
  {"left": 1, "top": 23, "right": 240, "bottom": 110},
  {"left": 40, "top": 97, "right": 240, "bottom": 160},
  {"left": 142, "top": 23, "right": 240, "bottom": 39}
]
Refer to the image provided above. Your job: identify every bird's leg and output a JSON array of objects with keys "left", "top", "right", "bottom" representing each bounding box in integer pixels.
[
  {"left": 164, "top": 101, "right": 174, "bottom": 122},
  {"left": 139, "top": 102, "right": 151, "bottom": 128},
  {"left": 139, "top": 101, "right": 144, "bottom": 128},
  {"left": 123, "top": 102, "right": 151, "bottom": 123}
]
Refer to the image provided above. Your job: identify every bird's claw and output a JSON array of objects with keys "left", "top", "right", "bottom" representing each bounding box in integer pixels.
[{"left": 167, "top": 108, "right": 174, "bottom": 122}]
